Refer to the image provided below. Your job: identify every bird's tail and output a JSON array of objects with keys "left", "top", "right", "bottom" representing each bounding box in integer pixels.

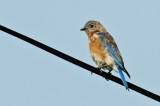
[
  {"left": 117, "top": 67, "right": 129, "bottom": 90},
  {"left": 123, "top": 67, "right": 131, "bottom": 79}
]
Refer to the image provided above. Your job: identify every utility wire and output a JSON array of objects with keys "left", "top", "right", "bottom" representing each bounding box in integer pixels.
[{"left": 0, "top": 25, "right": 159, "bottom": 102}]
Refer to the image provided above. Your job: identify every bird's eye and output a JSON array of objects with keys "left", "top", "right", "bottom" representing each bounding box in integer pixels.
[{"left": 90, "top": 24, "right": 94, "bottom": 28}]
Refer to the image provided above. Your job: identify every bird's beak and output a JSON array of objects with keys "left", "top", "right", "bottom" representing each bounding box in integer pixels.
[{"left": 80, "top": 27, "right": 86, "bottom": 31}]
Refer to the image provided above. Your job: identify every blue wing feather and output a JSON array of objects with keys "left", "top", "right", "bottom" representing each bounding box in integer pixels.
[
  {"left": 98, "top": 32, "right": 123, "bottom": 68},
  {"left": 117, "top": 66, "right": 128, "bottom": 89}
]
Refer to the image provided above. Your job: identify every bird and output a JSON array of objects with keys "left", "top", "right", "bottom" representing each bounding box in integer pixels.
[{"left": 81, "top": 20, "right": 131, "bottom": 90}]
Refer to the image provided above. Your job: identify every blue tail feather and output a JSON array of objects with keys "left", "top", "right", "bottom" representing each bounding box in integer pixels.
[{"left": 117, "top": 67, "right": 128, "bottom": 90}]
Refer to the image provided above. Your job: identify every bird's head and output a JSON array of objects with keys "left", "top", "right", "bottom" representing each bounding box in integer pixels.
[{"left": 81, "top": 20, "right": 106, "bottom": 33}]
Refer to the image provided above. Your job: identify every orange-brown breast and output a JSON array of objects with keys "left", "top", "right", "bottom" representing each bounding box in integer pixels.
[{"left": 89, "top": 35, "right": 106, "bottom": 61}]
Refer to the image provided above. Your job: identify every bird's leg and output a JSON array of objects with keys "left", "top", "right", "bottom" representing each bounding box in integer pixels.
[
  {"left": 108, "top": 70, "right": 112, "bottom": 75},
  {"left": 105, "top": 69, "right": 112, "bottom": 81}
]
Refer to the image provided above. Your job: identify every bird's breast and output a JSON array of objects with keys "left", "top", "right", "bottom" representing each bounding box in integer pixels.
[{"left": 89, "top": 35, "right": 106, "bottom": 62}]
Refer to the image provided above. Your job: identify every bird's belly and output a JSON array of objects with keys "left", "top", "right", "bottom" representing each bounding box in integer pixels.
[
  {"left": 91, "top": 53, "right": 107, "bottom": 68},
  {"left": 91, "top": 53, "right": 114, "bottom": 71}
]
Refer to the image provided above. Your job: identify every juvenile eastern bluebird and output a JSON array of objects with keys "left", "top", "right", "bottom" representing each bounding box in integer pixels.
[{"left": 81, "top": 20, "right": 131, "bottom": 90}]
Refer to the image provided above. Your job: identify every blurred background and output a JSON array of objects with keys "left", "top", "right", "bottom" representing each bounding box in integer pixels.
[{"left": 0, "top": 0, "right": 160, "bottom": 105}]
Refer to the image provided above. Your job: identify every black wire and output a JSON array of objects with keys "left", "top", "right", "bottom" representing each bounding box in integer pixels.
[{"left": 0, "top": 25, "right": 159, "bottom": 102}]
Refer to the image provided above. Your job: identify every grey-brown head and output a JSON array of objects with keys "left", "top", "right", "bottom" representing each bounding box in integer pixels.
[{"left": 81, "top": 20, "right": 106, "bottom": 33}]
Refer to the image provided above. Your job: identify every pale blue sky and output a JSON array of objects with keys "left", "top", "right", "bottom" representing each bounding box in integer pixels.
[{"left": 0, "top": 0, "right": 160, "bottom": 106}]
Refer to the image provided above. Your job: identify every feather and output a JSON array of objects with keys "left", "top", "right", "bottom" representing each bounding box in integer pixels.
[
  {"left": 117, "top": 66, "right": 129, "bottom": 90},
  {"left": 98, "top": 32, "right": 130, "bottom": 78}
]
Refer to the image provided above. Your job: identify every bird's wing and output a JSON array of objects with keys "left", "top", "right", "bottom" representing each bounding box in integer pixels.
[{"left": 97, "top": 32, "right": 124, "bottom": 68}]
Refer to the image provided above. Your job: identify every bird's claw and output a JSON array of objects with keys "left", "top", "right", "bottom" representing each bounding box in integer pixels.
[
  {"left": 99, "top": 69, "right": 102, "bottom": 74},
  {"left": 96, "top": 67, "right": 103, "bottom": 74},
  {"left": 105, "top": 71, "right": 112, "bottom": 81}
]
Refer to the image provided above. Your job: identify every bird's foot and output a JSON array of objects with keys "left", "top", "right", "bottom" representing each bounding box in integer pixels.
[
  {"left": 108, "top": 71, "right": 112, "bottom": 75},
  {"left": 96, "top": 67, "right": 103, "bottom": 74},
  {"left": 105, "top": 71, "right": 112, "bottom": 81}
]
